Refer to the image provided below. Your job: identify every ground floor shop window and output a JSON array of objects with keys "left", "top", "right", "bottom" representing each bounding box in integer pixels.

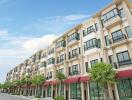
[
  {"left": 70, "top": 83, "right": 81, "bottom": 100},
  {"left": 89, "top": 82, "right": 105, "bottom": 100},
  {"left": 60, "top": 83, "right": 64, "bottom": 96},
  {"left": 47, "top": 85, "right": 51, "bottom": 97},
  {"left": 117, "top": 78, "right": 132, "bottom": 100},
  {"left": 57, "top": 84, "right": 64, "bottom": 96}
]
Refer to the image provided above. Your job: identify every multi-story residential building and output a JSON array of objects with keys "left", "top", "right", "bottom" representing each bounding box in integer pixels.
[{"left": 5, "top": 0, "right": 132, "bottom": 99}]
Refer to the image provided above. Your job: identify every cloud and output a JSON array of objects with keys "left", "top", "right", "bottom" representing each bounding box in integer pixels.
[
  {"left": 0, "top": 29, "right": 8, "bottom": 36},
  {"left": 23, "top": 14, "right": 90, "bottom": 34},
  {"left": 22, "top": 34, "right": 57, "bottom": 51}
]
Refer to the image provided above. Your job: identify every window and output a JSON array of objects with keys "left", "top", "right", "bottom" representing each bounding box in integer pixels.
[
  {"left": 69, "top": 64, "right": 80, "bottom": 75},
  {"left": 87, "top": 25, "right": 95, "bottom": 34},
  {"left": 69, "top": 48, "right": 79, "bottom": 59},
  {"left": 117, "top": 78, "right": 132, "bottom": 100},
  {"left": 48, "top": 48, "right": 54, "bottom": 55},
  {"left": 40, "top": 62, "right": 46, "bottom": 67},
  {"left": 60, "top": 54, "right": 65, "bottom": 62},
  {"left": 109, "top": 55, "right": 113, "bottom": 64},
  {"left": 70, "top": 83, "right": 81, "bottom": 100},
  {"left": 84, "top": 38, "right": 98, "bottom": 51},
  {"left": 102, "top": 8, "right": 118, "bottom": 22},
  {"left": 57, "top": 40, "right": 66, "bottom": 48},
  {"left": 89, "top": 82, "right": 105, "bottom": 100},
  {"left": 112, "top": 30, "right": 124, "bottom": 43},
  {"left": 125, "top": 26, "right": 132, "bottom": 38},
  {"left": 60, "top": 83, "right": 64, "bottom": 96},
  {"left": 85, "top": 62, "right": 89, "bottom": 72},
  {"left": 105, "top": 35, "right": 110, "bottom": 46},
  {"left": 119, "top": 8, "right": 125, "bottom": 18},
  {"left": 117, "top": 51, "right": 131, "bottom": 66},
  {"left": 90, "top": 59, "right": 98, "bottom": 67},
  {"left": 83, "top": 30, "right": 87, "bottom": 37},
  {"left": 95, "top": 23, "right": 98, "bottom": 31},
  {"left": 72, "top": 48, "right": 78, "bottom": 56},
  {"left": 68, "top": 33, "right": 79, "bottom": 43},
  {"left": 47, "top": 58, "right": 55, "bottom": 65},
  {"left": 47, "top": 71, "right": 52, "bottom": 79},
  {"left": 47, "top": 85, "right": 51, "bottom": 97}
]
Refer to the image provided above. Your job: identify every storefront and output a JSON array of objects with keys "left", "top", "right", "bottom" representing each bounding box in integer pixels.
[
  {"left": 89, "top": 82, "right": 105, "bottom": 100},
  {"left": 47, "top": 85, "right": 51, "bottom": 97},
  {"left": 117, "top": 78, "right": 132, "bottom": 100},
  {"left": 70, "top": 83, "right": 81, "bottom": 100}
]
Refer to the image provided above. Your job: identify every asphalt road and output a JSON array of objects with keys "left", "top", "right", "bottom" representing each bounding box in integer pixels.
[
  {"left": 0, "top": 93, "right": 31, "bottom": 100},
  {"left": 0, "top": 93, "right": 53, "bottom": 100}
]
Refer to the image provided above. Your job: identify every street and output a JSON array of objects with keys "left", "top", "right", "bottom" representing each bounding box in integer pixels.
[
  {"left": 0, "top": 93, "right": 53, "bottom": 100},
  {"left": 0, "top": 93, "right": 31, "bottom": 100}
]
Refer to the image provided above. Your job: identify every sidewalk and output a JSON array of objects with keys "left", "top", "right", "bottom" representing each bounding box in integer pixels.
[{"left": 24, "top": 96, "right": 53, "bottom": 100}]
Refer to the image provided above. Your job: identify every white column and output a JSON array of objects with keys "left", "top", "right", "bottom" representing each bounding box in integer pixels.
[
  {"left": 81, "top": 82, "right": 85, "bottom": 100},
  {"left": 114, "top": 83, "right": 120, "bottom": 100},
  {"left": 68, "top": 84, "right": 70, "bottom": 100},
  {"left": 51, "top": 85, "right": 53, "bottom": 98},
  {"left": 87, "top": 82, "right": 90, "bottom": 100}
]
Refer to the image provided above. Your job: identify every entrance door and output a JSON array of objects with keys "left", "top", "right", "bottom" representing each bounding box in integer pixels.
[
  {"left": 66, "top": 90, "right": 68, "bottom": 100},
  {"left": 43, "top": 90, "right": 45, "bottom": 97}
]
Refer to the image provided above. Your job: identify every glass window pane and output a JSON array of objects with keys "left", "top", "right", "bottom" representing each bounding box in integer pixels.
[
  {"left": 123, "top": 52, "right": 130, "bottom": 61},
  {"left": 126, "top": 26, "right": 132, "bottom": 38},
  {"left": 117, "top": 53, "right": 124, "bottom": 62}
]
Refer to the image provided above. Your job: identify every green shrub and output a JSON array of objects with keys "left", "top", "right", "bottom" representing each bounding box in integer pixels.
[
  {"left": 34, "top": 95, "right": 41, "bottom": 98},
  {"left": 54, "top": 96, "right": 65, "bottom": 100},
  {"left": 11, "top": 93, "right": 16, "bottom": 95}
]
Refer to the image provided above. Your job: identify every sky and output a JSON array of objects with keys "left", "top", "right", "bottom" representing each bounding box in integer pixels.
[{"left": 0, "top": 0, "right": 112, "bottom": 83}]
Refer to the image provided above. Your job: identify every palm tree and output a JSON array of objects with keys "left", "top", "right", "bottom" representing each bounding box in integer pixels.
[
  {"left": 31, "top": 74, "right": 46, "bottom": 97},
  {"left": 56, "top": 72, "right": 66, "bottom": 96},
  {"left": 90, "top": 62, "right": 116, "bottom": 100}
]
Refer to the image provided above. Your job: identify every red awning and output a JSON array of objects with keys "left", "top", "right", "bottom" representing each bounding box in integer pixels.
[
  {"left": 44, "top": 81, "right": 50, "bottom": 86},
  {"left": 117, "top": 69, "right": 132, "bottom": 78},
  {"left": 64, "top": 76, "right": 80, "bottom": 83},
  {"left": 50, "top": 80, "right": 59, "bottom": 85},
  {"left": 79, "top": 76, "right": 90, "bottom": 82}
]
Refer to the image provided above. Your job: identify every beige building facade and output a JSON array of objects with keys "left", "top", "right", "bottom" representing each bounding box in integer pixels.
[{"left": 6, "top": 0, "right": 132, "bottom": 100}]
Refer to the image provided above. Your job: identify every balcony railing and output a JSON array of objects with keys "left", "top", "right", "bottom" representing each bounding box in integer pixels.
[
  {"left": 69, "top": 71, "right": 80, "bottom": 76},
  {"left": 111, "top": 59, "right": 132, "bottom": 69},
  {"left": 69, "top": 54, "right": 79, "bottom": 59},
  {"left": 46, "top": 76, "right": 52, "bottom": 80},
  {"left": 56, "top": 59, "right": 64, "bottom": 64},
  {"left": 84, "top": 45, "right": 98, "bottom": 51},
  {"left": 110, "top": 34, "right": 127, "bottom": 44}
]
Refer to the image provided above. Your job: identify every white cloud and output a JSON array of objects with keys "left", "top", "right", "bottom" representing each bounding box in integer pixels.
[
  {"left": 22, "top": 34, "right": 57, "bottom": 51},
  {"left": 23, "top": 14, "right": 90, "bottom": 34},
  {"left": 0, "top": 29, "right": 8, "bottom": 36},
  {"left": 47, "top": 14, "right": 90, "bottom": 22}
]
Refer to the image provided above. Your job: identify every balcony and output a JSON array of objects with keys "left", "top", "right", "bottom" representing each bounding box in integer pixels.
[
  {"left": 69, "top": 71, "right": 80, "bottom": 76},
  {"left": 104, "top": 15, "right": 121, "bottom": 29},
  {"left": 68, "top": 33, "right": 80, "bottom": 47},
  {"left": 46, "top": 76, "right": 52, "bottom": 80},
  {"left": 56, "top": 58, "right": 64, "bottom": 64},
  {"left": 109, "top": 34, "right": 128, "bottom": 47},
  {"left": 56, "top": 41, "right": 66, "bottom": 52},
  {"left": 69, "top": 54, "right": 79, "bottom": 60},
  {"left": 111, "top": 59, "right": 132, "bottom": 69}
]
